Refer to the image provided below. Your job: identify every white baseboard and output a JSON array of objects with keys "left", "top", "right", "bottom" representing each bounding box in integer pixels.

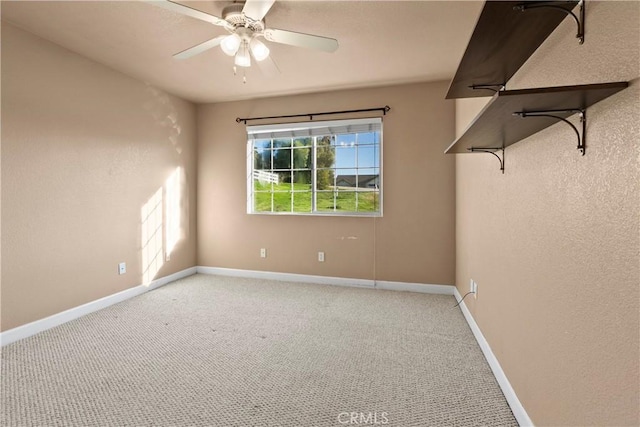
[
  {"left": 197, "top": 266, "right": 375, "bottom": 288},
  {"left": 0, "top": 267, "right": 197, "bottom": 347},
  {"left": 454, "top": 288, "right": 534, "bottom": 427},
  {"left": 196, "top": 266, "right": 454, "bottom": 295},
  {"left": 376, "top": 280, "right": 454, "bottom": 295}
]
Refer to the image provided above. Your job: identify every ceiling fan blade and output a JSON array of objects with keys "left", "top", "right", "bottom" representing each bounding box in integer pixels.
[
  {"left": 256, "top": 55, "right": 281, "bottom": 77},
  {"left": 173, "top": 35, "right": 227, "bottom": 59},
  {"left": 242, "top": 0, "right": 275, "bottom": 22},
  {"left": 144, "top": 1, "right": 230, "bottom": 28},
  {"left": 263, "top": 28, "right": 338, "bottom": 53}
]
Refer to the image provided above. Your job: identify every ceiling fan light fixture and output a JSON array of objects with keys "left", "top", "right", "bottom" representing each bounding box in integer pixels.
[
  {"left": 156, "top": 0, "right": 339, "bottom": 80},
  {"left": 235, "top": 41, "right": 251, "bottom": 67},
  {"left": 250, "top": 38, "right": 270, "bottom": 61},
  {"left": 220, "top": 33, "right": 241, "bottom": 56}
]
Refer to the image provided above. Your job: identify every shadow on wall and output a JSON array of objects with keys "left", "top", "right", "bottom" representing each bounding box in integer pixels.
[{"left": 141, "top": 167, "right": 185, "bottom": 285}]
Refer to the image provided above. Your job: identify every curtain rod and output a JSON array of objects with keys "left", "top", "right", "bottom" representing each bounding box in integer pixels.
[{"left": 235, "top": 105, "right": 391, "bottom": 125}]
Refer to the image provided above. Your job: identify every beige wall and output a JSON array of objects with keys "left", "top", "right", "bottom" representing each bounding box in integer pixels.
[
  {"left": 1, "top": 23, "right": 198, "bottom": 331},
  {"left": 455, "top": 2, "right": 639, "bottom": 425},
  {"left": 197, "top": 82, "right": 455, "bottom": 285}
]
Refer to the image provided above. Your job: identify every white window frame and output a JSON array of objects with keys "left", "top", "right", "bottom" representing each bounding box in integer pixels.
[{"left": 246, "top": 117, "right": 383, "bottom": 217}]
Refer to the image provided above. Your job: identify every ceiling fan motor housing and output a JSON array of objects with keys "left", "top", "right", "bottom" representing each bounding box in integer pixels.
[{"left": 222, "top": 3, "right": 265, "bottom": 32}]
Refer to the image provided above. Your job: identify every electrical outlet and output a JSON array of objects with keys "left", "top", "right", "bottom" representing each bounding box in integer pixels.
[
  {"left": 470, "top": 278, "right": 478, "bottom": 299},
  {"left": 318, "top": 251, "right": 325, "bottom": 262},
  {"left": 118, "top": 262, "right": 126, "bottom": 275},
  {"left": 260, "top": 248, "right": 267, "bottom": 258}
]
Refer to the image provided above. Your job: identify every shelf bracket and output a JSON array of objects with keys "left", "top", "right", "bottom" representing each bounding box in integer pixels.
[
  {"left": 468, "top": 83, "right": 506, "bottom": 94},
  {"left": 513, "top": 109, "right": 586, "bottom": 155},
  {"left": 468, "top": 146, "right": 505, "bottom": 173},
  {"left": 514, "top": 0, "right": 585, "bottom": 44}
]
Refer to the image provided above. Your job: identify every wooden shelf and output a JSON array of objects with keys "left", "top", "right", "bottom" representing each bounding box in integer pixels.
[
  {"left": 446, "top": 1, "right": 580, "bottom": 100},
  {"left": 445, "top": 82, "right": 628, "bottom": 154}
]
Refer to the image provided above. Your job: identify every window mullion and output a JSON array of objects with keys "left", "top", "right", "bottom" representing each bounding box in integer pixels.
[
  {"left": 312, "top": 137, "right": 317, "bottom": 213},
  {"left": 334, "top": 137, "right": 337, "bottom": 212},
  {"left": 355, "top": 133, "right": 359, "bottom": 212},
  {"left": 290, "top": 140, "right": 293, "bottom": 213},
  {"left": 270, "top": 139, "right": 274, "bottom": 213}
]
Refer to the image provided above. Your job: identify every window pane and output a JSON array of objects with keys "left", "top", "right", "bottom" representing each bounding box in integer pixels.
[
  {"left": 273, "top": 139, "right": 291, "bottom": 148},
  {"left": 357, "top": 146, "right": 379, "bottom": 168},
  {"left": 254, "top": 192, "right": 272, "bottom": 212},
  {"left": 318, "top": 135, "right": 335, "bottom": 146},
  {"left": 336, "top": 133, "right": 356, "bottom": 147},
  {"left": 273, "top": 148, "right": 291, "bottom": 170},
  {"left": 316, "top": 191, "right": 337, "bottom": 211},
  {"left": 254, "top": 170, "right": 278, "bottom": 186},
  {"left": 254, "top": 180, "right": 273, "bottom": 192},
  {"left": 335, "top": 146, "right": 356, "bottom": 169},
  {"left": 253, "top": 148, "right": 272, "bottom": 170},
  {"left": 357, "top": 190, "right": 380, "bottom": 212},
  {"left": 254, "top": 139, "right": 271, "bottom": 150},
  {"left": 292, "top": 191, "right": 312, "bottom": 213},
  {"left": 357, "top": 132, "right": 378, "bottom": 146},
  {"left": 292, "top": 147, "right": 311, "bottom": 169},
  {"left": 316, "top": 168, "right": 335, "bottom": 191},
  {"left": 316, "top": 190, "right": 358, "bottom": 212},
  {"left": 335, "top": 191, "right": 357, "bottom": 212},
  {"left": 273, "top": 191, "right": 292, "bottom": 212},
  {"left": 293, "top": 137, "right": 312, "bottom": 147},
  {"left": 356, "top": 168, "right": 379, "bottom": 189},
  {"left": 335, "top": 173, "right": 356, "bottom": 188},
  {"left": 293, "top": 171, "right": 312, "bottom": 186},
  {"left": 277, "top": 171, "right": 292, "bottom": 185},
  {"left": 316, "top": 137, "right": 335, "bottom": 169}
]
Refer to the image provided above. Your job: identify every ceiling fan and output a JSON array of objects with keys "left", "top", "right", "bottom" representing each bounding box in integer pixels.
[{"left": 145, "top": 0, "right": 339, "bottom": 78}]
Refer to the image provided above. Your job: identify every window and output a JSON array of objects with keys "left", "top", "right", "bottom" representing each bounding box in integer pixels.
[{"left": 247, "top": 118, "right": 382, "bottom": 216}]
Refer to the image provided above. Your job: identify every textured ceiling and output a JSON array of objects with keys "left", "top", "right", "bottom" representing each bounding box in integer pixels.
[{"left": 1, "top": 1, "right": 483, "bottom": 103}]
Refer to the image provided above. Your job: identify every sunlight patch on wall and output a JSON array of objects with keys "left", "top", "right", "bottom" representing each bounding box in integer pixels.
[
  {"left": 165, "top": 167, "right": 183, "bottom": 260},
  {"left": 141, "top": 187, "right": 164, "bottom": 286},
  {"left": 140, "top": 167, "right": 186, "bottom": 286}
]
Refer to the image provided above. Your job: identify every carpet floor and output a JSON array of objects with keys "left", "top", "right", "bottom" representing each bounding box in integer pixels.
[{"left": 1, "top": 274, "right": 517, "bottom": 426}]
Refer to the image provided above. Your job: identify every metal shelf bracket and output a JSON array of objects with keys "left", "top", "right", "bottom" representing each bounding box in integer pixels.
[
  {"left": 513, "top": 108, "right": 586, "bottom": 155},
  {"left": 469, "top": 83, "right": 506, "bottom": 94},
  {"left": 515, "top": 0, "right": 585, "bottom": 44},
  {"left": 468, "top": 146, "right": 505, "bottom": 173}
]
